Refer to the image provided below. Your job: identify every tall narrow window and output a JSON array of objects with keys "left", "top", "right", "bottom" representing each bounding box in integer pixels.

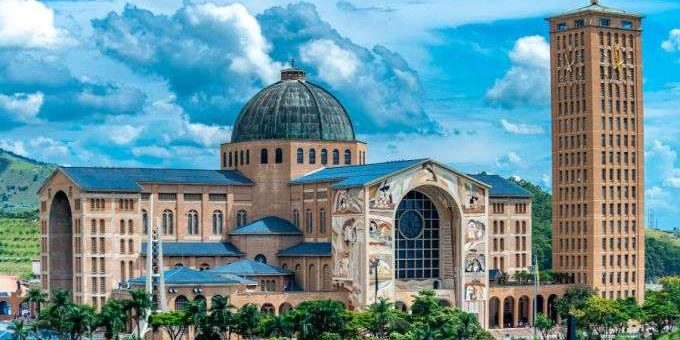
[
  {"left": 212, "top": 210, "right": 223, "bottom": 235},
  {"left": 305, "top": 209, "right": 313, "bottom": 234},
  {"left": 260, "top": 149, "right": 268, "bottom": 164},
  {"left": 162, "top": 210, "right": 173, "bottom": 234},
  {"left": 309, "top": 149, "right": 316, "bottom": 164},
  {"left": 240, "top": 150, "right": 244, "bottom": 165},
  {"left": 187, "top": 210, "right": 199, "bottom": 235},
  {"left": 228, "top": 152, "right": 233, "bottom": 167},
  {"left": 297, "top": 148, "right": 304, "bottom": 164},
  {"left": 275, "top": 148, "right": 283, "bottom": 163},
  {"left": 142, "top": 210, "right": 149, "bottom": 234},
  {"left": 246, "top": 150, "right": 250, "bottom": 164},
  {"left": 236, "top": 210, "right": 248, "bottom": 228},
  {"left": 292, "top": 209, "right": 300, "bottom": 227},
  {"left": 319, "top": 208, "right": 326, "bottom": 234},
  {"left": 321, "top": 149, "right": 328, "bottom": 165},
  {"left": 332, "top": 149, "right": 339, "bottom": 165},
  {"left": 344, "top": 149, "right": 351, "bottom": 164}
]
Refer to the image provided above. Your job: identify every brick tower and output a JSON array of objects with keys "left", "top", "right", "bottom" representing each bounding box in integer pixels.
[{"left": 548, "top": 0, "right": 645, "bottom": 302}]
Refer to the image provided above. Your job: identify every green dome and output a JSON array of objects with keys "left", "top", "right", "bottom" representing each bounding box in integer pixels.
[{"left": 231, "top": 69, "right": 356, "bottom": 143}]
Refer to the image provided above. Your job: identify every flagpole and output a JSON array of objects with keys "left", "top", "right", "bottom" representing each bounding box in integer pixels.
[{"left": 533, "top": 257, "right": 539, "bottom": 339}]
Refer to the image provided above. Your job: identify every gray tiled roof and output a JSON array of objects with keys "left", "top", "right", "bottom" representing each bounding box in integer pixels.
[
  {"left": 59, "top": 167, "right": 252, "bottom": 192},
  {"left": 548, "top": 3, "right": 642, "bottom": 19},
  {"left": 468, "top": 173, "right": 532, "bottom": 198},
  {"left": 129, "top": 267, "right": 254, "bottom": 286},
  {"left": 290, "top": 159, "right": 426, "bottom": 188},
  {"left": 278, "top": 242, "right": 332, "bottom": 257},
  {"left": 230, "top": 216, "right": 302, "bottom": 235},
  {"left": 231, "top": 70, "right": 356, "bottom": 142},
  {"left": 141, "top": 241, "right": 243, "bottom": 257},
  {"left": 210, "top": 259, "right": 291, "bottom": 276}
]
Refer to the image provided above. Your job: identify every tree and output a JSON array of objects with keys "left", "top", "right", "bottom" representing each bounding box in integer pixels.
[
  {"left": 580, "top": 295, "right": 627, "bottom": 338},
  {"left": 641, "top": 290, "right": 678, "bottom": 336},
  {"left": 44, "top": 288, "right": 73, "bottom": 340},
  {"left": 8, "top": 320, "right": 31, "bottom": 340},
  {"left": 260, "top": 314, "right": 294, "bottom": 339},
  {"left": 290, "top": 300, "right": 351, "bottom": 340},
  {"left": 24, "top": 287, "right": 47, "bottom": 317},
  {"left": 555, "top": 284, "right": 595, "bottom": 318},
  {"left": 65, "top": 304, "right": 97, "bottom": 340},
  {"left": 210, "top": 295, "right": 236, "bottom": 340},
  {"left": 126, "top": 289, "right": 153, "bottom": 337},
  {"left": 98, "top": 299, "right": 128, "bottom": 340},
  {"left": 410, "top": 290, "right": 440, "bottom": 320},
  {"left": 183, "top": 299, "right": 209, "bottom": 338},
  {"left": 149, "top": 311, "right": 188, "bottom": 340},
  {"left": 534, "top": 314, "right": 554, "bottom": 340},
  {"left": 363, "top": 299, "right": 406, "bottom": 339},
  {"left": 235, "top": 303, "right": 261, "bottom": 340}
]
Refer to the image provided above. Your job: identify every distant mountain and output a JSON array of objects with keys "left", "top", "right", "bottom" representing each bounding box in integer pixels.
[{"left": 0, "top": 149, "right": 55, "bottom": 214}]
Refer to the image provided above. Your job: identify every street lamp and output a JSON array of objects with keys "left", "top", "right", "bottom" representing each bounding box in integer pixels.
[{"left": 368, "top": 258, "right": 380, "bottom": 301}]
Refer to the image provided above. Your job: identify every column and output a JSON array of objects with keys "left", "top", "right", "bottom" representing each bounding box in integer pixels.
[
  {"left": 528, "top": 297, "right": 534, "bottom": 326},
  {"left": 498, "top": 299, "right": 504, "bottom": 328},
  {"left": 513, "top": 298, "right": 519, "bottom": 328}
]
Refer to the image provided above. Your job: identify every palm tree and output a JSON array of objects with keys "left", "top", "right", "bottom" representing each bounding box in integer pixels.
[
  {"left": 46, "top": 288, "right": 73, "bottom": 340},
  {"left": 366, "top": 299, "right": 401, "bottom": 339},
  {"left": 235, "top": 304, "right": 261, "bottom": 340},
  {"left": 65, "top": 304, "right": 97, "bottom": 340},
  {"left": 210, "top": 295, "right": 235, "bottom": 340},
  {"left": 99, "top": 299, "right": 128, "bottom": 340},
  {"left": 8, "top": 319, "right": 31, "bottom": 340},
  {"left": 24, "top": 287, "right": 47, "bottom": 317},
  {"left": 126, "top": 289, "right": 153, "bottom": 337}
]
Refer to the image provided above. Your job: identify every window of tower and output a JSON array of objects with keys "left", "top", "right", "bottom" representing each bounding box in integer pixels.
[
  {"left": 599, "top": 18, "right": 610, "bottom": 27},
  {"left": 297, "top": 148, "right": 304, "bottom": 164},
  {"left": 275, "top": 148, "right": 283, "bottom": 163},
  {"left": 557, "top": 22, "right": 567, "bottom": 31}
]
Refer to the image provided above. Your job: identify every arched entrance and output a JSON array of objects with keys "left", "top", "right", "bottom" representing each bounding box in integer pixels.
[
  {"left": 518, "top": 295, "right": 530, "bottom": 326},
  {"left": 535, "top": 295, "right": 545, "bottom": 315},
  {"left": 279, "top": 302, "right": 293, "bottom": 314},
  {"left": 488, "top": 297, "right": 500, "bottom": 328},
  {"left": 49, "top": 191, "right": 73, "bottom": 292},
  {"left": 503, "top": 296, "right": 515, "bottom": 328},
  {"left": 261, "top": 303, "right": 275, "bottom": 315},
  {"left": 392, "top": 185, "right": 461, "bottom": 305},
  {"left": 547, "top": 294, "right": 559, "bottom": 322},
  {"left": 0, "top": 301, "right": 9, "bottom": 315}
]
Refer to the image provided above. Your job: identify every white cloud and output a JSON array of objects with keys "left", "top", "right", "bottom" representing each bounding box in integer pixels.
[
  {"left": 185, "top": 122, "right": 230, "bottom": 148},
  {"left": 131, "top": 146, "right": 172, "bottom": 158},
  {"left": 0, "top": 92, "right": 43, "bottom": 123},
  {"left": 486, "top": 35, "right": 550, "bottom": 109},
  {"left": 0, "top": 0, "right": 70, "bottom": 49},
  {"left": 0, "top": 139, "right": 27, "bottom": 156},
  {"left": 495, "top": 151, "right": 522, "bottom": 167},
  {"left": 500, "top": 118, "right": 544, "bottom": 134},
  {"left": 300, "top": 39, "right": 361, "bottom": 84},
  {"left": 661, "top": 28, "right": 680, "bottom": 52},
  {"left": 647, "top": 139, "right": 680, "bottom": 188},
  {"left": 186, "top": 3, "right": 280, "bottom": 83},
  {"left": 108, "top": 125, "right": 142, "bottom": 145},
  {"left": 29, "top": 137, "right": 69, "bottom": 157}
]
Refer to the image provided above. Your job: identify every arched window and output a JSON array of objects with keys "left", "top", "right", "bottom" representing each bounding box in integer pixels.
[
  {"left": 119, "top": 219, "right": 125, "bottom": 234},
  {"left": 332, "top": 149, "right": 339, "bottom": 165},
  {"left": 222, "top": 152, "right": 226, "bottom": 167},
  {"left": 305, "top": 209, "right": 313, "bottom": 234},
  {"left": 142, "top": 210, "right": 149, "bottom": 234},
  {"left": 174, "top": 295, "right": 188, "bottom": 310},
  {"left": 128, "top": 239, "right": 134, "bottom": 253},
  {"left": 120, "top": 261, "right": 126, "bottom": 282},
  {"left": 344, "top": 149, "right": 351, "bottom": 165},
  {"left": 275, "top": 148, "right": 283, "bottom": 163},
  {"left": 322, "top": 264, "right": 332, "bottom": 290},
  {"left": 212, "top": 210, "right": 223, "bottom": 235},
  {"left": 319, "top": 208, "right": 326, "bottom": 234},
  {"left": 129, "top": 261, "right": 134, "bottom": 279},
  {"left": 162, "top": 209, "right": 174, "bottom": 234},
  {"left": 255, "top": 254, "right": 267, "bottom": 263},
  {"left": 246, "top": 150, "right": 250, "bottom": 164},
  {"left": 240, "top": 150, "right": 244, "bottom": 165},
  {"left": 395, "top": 190, "right": 440, "bottom": 279},
  {"left": 128, "top": 219, "right": 134, "bottom": 234},
  {"left": 187, "top": 210, "right": 199, "bottom": 235},
  {"left": 309, "top": 149, "right": 316, "bottom": 164},
  {"left": 307, "top": 264, "right": 317, "bottom": 291},
  {"left": 199, "top": 263, "right": 210, "bottom": 271},
  {"left": 228, "top": 152, "right": 233, "bottom": 167},
  {"left": 234, "top": 151, "right": 238, "bottom": 166},
  {"left": 260, "top": 148, "right": 268, "bottom": 164},
  {"left": 236, "top": 210, "right": 248, "bottom": 228},
  {"left": 321, "top": 149, "right": 328, "bottom": 165},
  {"left": 292, "top": 209, "right": 300, "bottom": 227},
  {"left": 297, "top": 148, "right": 304, "bottom": 164}
]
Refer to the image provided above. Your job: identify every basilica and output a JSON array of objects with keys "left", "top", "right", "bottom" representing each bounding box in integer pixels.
[{"left": 39, "top": 66, "right": 567, "bottom": 329}]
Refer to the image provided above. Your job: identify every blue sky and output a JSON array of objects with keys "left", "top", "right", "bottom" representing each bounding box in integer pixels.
[{"left": 0, "top": 0, "right": 679, "bottom": 227}]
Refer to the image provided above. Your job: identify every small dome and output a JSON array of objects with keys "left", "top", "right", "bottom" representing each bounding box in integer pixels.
[{"left": 231, "top": 68, "right": 356, "bottom": 143}]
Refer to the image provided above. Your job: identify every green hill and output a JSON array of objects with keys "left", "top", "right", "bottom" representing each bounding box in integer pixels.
[{"left": 0, "top": 149, "right": 55, "bottom": 214}]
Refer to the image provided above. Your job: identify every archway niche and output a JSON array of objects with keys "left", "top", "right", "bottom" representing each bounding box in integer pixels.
[
  {"left": 535, "top": 295, "right": 545, "bottom": 315},
  {"left": 488, "top": 297, "right": 500, "bottom": 328},
  {"left": 547, "top": 294, "right": 559, "bottom": 322},
  {"left": 518, "top": 295, "right": 531, "bottom": 326},
  {"left": 48, "top": 191, "right": 73, "bottom": 292},
  {"left": 279, "top": 302, "right": 293, "bottom": 314},
  {"left": 503, "top": 296, "right": 515, "bottom": 328},
  {"left": 393, "top": 185, "right": 461, "bottom": 305}
]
